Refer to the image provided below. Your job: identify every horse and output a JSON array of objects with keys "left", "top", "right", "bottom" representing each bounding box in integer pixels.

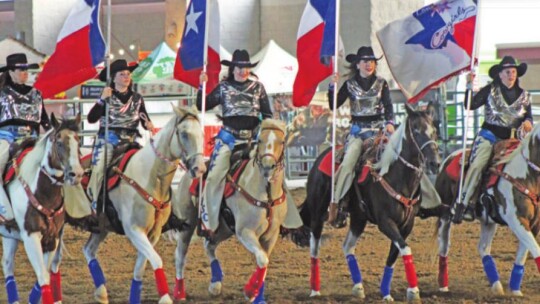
[
  {"left": 292, "top": 104, "right": 440, "bottom": 302},
  {"left": 0, "top": 114, "right": 84, "bottom": 304},
  {"left": 171, "top": 119, "right": 288, "bottom": 303},
  {"left": 435, "top": 123, "right": 540, "bottom": 297}
]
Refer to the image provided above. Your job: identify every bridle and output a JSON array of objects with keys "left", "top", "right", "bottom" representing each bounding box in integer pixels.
[{"left": 254, "top": 126, "right": 286, "bottom": 175}]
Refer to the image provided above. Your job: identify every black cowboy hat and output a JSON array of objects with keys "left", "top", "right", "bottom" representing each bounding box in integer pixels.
[
  {"left": 0, "top": 53, "right": 40, "bottom": 72},
  {"left": 488, "top": 56, "right": 527, "bottom": 79},
  {"left": 221, "top": 49, "right": 259, "bottom": 68},
  {"left": 98, "top": 59, "right": 139, "bottom": 82},
  {"left": 346, "top": 46, "right": 383, "bottom": 63}
]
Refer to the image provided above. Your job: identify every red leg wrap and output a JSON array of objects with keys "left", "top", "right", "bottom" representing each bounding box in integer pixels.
[
  {"left": 244, "top": 266, "right": 267, "bottom": 300},
  {"left": 310, "top": 257, "right": 321, "bottom": 292},
  {"left": 174, "top": 278, "right": 186, "bottom": 300},
  {"left": 50, "top": 271, "right": 63, "bottom": 302},
  {"left": 154, "top": 268, "right": 169, "bottom": 297},
  {"left": 535, "top": 257, "right": 540, "bottom": 272},
  {"left": 41, "top": 284, "right": 54, "bottom": 304},
  {"left": 438, "top": 255, "right": 449, "bottom": 288},
  {"left": 402, "top": 254, "right": 418, "bottom": 288}
]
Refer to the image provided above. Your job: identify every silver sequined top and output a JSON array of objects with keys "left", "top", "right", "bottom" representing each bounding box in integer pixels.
[
  {"left": 99, "top": 93, "right": 144, "bottom": 130},
  {"left": 485, "top": 85, "right": 530, "bottom": 128},
  {"left": 210, "top": 80, "right": 266, "bottom": 118},
  {"left": 0, "top": 86, "right": 42, "bottom": 124},
  {"left": 347, "top": 76, "right": 385, "bottom": 117}
]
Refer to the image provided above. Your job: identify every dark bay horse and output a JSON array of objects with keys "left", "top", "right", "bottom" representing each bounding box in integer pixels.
[
  {"left": 294, "top": 105, "right": 439, "bottom": 302},
  {"left": 435, "top": 123, "right": 540, "bottom": 297}
]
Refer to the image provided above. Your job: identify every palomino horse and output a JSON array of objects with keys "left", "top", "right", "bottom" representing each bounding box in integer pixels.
[
  {"left": 171, "top": 119, "right": 287, "bottom": 303},
  {"left": 0, "top": 114, "right": 84, "bottom": 304},
  {"left": 47, "top": 105, "right": 206, "bottom": 304},
  {"left": 435, "top": 123, "right": 540, "bottom": 297},
  {"left": 293, "top": 105, "right": 439, "bottom": 302}
]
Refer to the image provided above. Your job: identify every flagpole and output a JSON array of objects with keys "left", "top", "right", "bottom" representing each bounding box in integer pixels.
[
  {"left": 329, "top": 0, "right": 340, "bottom": 219},
  {"left": 198, "top": 0, "right": 210, "bottom": 218},
  {"left": 102, "top": 0, "right": 112, "bottom": 217},
  {"left": 456, "top": 0, "right": 481, "bottom": 210}
]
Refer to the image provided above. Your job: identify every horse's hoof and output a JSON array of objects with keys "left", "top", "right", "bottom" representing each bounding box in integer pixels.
[
  {"left": 208, "top": 281, "right": 222, "bottom": 296},
  {"left": 352, "top": 282, "right": 365, "bottom": 298},
  {"left": 157, "top": 294, "right": 173, "bottom": 304},
  {"left": 310, "top": 290, "right": 321, "bottom": 297},
  {"left": 438, "top": 286, "right": 449, "bottom": 292},
  {"left": 94, "top": 284, "right": 109, "bottom": 304},
  {"left": 490, "top": 281, "right": 504, "bottom": 295},
  {"left": 382, "top": 295, "right": 394, "bottom": 302},
  {"left": 406, "top": 287, "right": 421, "bottom": 302},
  {"left": 510, "top": 289, "right": 523, "bottom": 297}
]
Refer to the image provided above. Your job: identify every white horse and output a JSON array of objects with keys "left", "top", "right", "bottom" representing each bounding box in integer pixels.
[
  {"left": 49, "top": 105, "right": 205, "bottom": 304},
  {"left": 436, "top": 123, "right": 540, "bottom": 297},
  {"left": 171, "top": 119, "right": 288, "bottom": 303},
  {"left": 0, "top": 114, "right": 84, "bottom": 304}
]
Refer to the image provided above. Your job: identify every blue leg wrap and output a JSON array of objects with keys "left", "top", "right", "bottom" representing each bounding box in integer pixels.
[
  {"left": 5, "top": 276, "right": 19, "bottom": 304},
  {"left": 380, "top": 266, "right": 394, "bottom": 297},
  {"left": 88, "top": 259, "right": 106, "bottom": 288},
  {"left": 509, "top": 264, "right": 525, "bottom": 291},
  {"left": 482, "top": 255, "right": 500, "bottom": 285},
  {"left": 210, "top": 259, "right": 223, "bottom": 283},
  {"left": 28, "top": 282, "right": 41, "bottom": 304},
  {"left": 346, "top": 254, "right": 362, "bottom": 284},
  {"left": 129, "top": 279, "right": 143, "bottom": 304},
  {"left": 253, "top": 282, "right": 265, "bottom": 304}
]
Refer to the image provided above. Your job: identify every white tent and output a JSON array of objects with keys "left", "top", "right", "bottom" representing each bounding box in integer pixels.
[
  {"left": 251, "top": 40, "right": 298, "bottom": 94},
  {"left": 0, "top": 37, "right": 46, "bottom": 66}
]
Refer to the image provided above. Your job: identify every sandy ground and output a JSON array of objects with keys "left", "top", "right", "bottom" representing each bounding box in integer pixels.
[{"left": 1, "top": 187, "right": 540, "bottom": 303}]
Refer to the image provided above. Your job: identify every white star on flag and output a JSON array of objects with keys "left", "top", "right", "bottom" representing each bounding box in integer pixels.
[{"left": 185, "top": 4, "right": 203, "bottom": 36}]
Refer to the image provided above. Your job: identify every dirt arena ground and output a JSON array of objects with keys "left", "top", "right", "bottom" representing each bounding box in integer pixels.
[{"left": 1, "top": 188, "right": 540, "bottom": 303}]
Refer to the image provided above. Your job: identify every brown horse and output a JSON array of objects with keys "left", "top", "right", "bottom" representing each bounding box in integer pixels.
[{"left": 435, "top": 124, "right": 540, "bottom": 297}]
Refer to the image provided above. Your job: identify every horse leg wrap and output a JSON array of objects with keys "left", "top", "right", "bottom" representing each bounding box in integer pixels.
[
  {"left": 402, "top": 255, "right": 418, "bottom": 288},
  {"left": 509, "top": 264, "right": 524, "bottom": 291},
  {"left": 482, "top": 255, "right": 500, "bottom": 285},
  {"left": 154, "top": 268, "right": 169, "bottom": 297},
  {"left": 346, "top": 254, "right": 363, "bottom": 285},
  {"left": 50, "top": 271, "right": 62, "bottom": 302},
  {"left": 310, "top": 257, "right": 321, "bottom": 292},
  {"left": 380, "top": 266, "right": 394, "bottom": 297},
  {"left": 5, "top": 275, "right": 20, "bottom": 304},
  {"left": 253, "top": 282, "right": 265, "bottom": 304},
  {"left": 244, "top": 266, "right": 267, "bottom": 300},
  {"left": 174, "top": 278, "right": 186, "bottom": 300},
  {"left": 40, "top": 284, "right": 54, "bottom": 304},
  {"left": 28, "top": 282, "right": 41, "bottom": 304},
  {"left": 88, "top": 259, "right": 106, "bottom": 288},
  {"left": 535, "top": 257, "right": 540, "bottom": 272},
  {"left": 210, "top": 259, "right": 224, "bottom": 283},
  {"left": 438, "top": 255, "right": 449, "bottom": 288},
  {"left": 129, "top": 279, "right": 143, "bottom": 304}
]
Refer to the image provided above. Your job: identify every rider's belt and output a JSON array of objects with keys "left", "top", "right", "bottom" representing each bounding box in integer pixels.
[
  {"left": 222, "top": 125, "right": 253, "bottom": 140},
  {"left": 481, "top": 122, "right": 515, "bottom": 140},
  {"left": 99, "top": 129, "right": 137, "bottom": 142}
]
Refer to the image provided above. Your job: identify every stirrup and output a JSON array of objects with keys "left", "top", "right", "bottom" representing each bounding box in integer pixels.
[{"left": 451, "top": 203, "right": 466, "bottom": 224}]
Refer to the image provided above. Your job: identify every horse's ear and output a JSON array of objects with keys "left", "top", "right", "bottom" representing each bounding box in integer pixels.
[
  {"left": 405, "top": 103, "right": 415, "bottom": 116},
  {"left": 172, "top": 104, "right": 183, "bottom": 117},
  {"left": 50, "top": 113, "right": 59, "bottom": 129}
]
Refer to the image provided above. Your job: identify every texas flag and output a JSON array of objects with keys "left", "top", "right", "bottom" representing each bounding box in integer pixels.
[
  {"left": 34, "top": 0, "right": 106, "bottom": 99},
  {"left": 292, "top": 0, "right": 336, "bottom": 107},
  {"left": 377, "top": 0, "right": 477, "bottom": 102},
  {"left": 174, "top": 0, "right": 220, "bottom": 94}
]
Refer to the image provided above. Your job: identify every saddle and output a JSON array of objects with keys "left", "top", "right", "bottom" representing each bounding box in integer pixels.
[{"left": 2, "top": 138, "right": 37, "bottom": 185}]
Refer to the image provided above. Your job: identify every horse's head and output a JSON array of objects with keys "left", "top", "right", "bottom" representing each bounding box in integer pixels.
[
  {"left": 255, "top": 119, "right": 286, "bottom": 180},
  {"left": 48, "top": 113, "right": 84, "bottom": 185},
  {"left": 405, "top": 104, "right": 440, "bottom": 175},
  {"left": 170, "top": 105, "right": 206, "bottom": 178}
]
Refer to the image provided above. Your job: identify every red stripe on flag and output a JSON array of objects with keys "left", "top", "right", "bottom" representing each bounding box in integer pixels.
[{"left": 452, "top": 16, "right": 476, "bottom": 57}]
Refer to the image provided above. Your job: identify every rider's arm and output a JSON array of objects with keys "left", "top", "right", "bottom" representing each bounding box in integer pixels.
[
  {"left": 328, "top": 82, "right": 348, "bottom": 109},
  {"left": 87, "top": 101, "right": 105, "bottom": 123},
  {"left": 524, "top": 102, "right": 533, "bottom": 124},
  {"left": 466, "top": 84, "right": 490, "bottom": 110},
  {"left": 259, "top": 84, "right": 273, "bottom": 120},
  {"left": 196, "top": 84, "right": 221, "bottom": 112},
  {"left": 381, "top": 80, "right": 394, "bottom": 125}
]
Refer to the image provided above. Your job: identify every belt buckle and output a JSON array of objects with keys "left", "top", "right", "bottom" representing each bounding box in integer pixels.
[
  {"left": 511, "top": 128, "right": 516, "bottom": 139},
  {"left": 238, "top": 130, "right": 251, "bottom": 139}
]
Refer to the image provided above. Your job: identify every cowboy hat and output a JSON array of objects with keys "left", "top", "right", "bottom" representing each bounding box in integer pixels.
[
  {"left": 0, "top": 53, "right": 40, "bottom": 72},
  {"left": 98, "top": 59, "right": 139, "bottom": 82},
  {"left": 346, "top": 46, "right": 383, "bottom": 63},
  {"left": 488, "top": 56, "right": 527, "bottom": 79},
  {"left": 221, "top": 49, "right": 258, "bottom": 68}
]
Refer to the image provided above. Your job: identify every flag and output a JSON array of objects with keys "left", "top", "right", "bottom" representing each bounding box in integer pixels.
[
  {"left": 174, "top": 0, "right": 220, "bottom": 94},
  {"left": 292, "top": 0, "right": 336, "bottom": 107},
  {"left": 377, "top": 0, "right": 477, "bottom": 103},
  {"left": 34, "top": 0, "right": 105, "bottom": 99}
]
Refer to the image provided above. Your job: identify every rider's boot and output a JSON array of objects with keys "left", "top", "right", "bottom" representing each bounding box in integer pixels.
[{"left": 463, "top": 203, "right": 476, "bottom": 222}]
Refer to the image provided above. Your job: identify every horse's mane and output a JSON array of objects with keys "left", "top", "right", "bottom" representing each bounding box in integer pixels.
[
  {"left": 57, "top": 116, "right": 81, "bottom": 133},
  {"left": 373, "top": 119, "right": 407, "bottom": 176},
  {"left": 261, "top": 119, "right": 285, "bottom": 132},
  {"left": 181, "top": 105, "right": 199, "bottom": 119},
  {"left": 19, "top": 129, "right": 53, "bottom": 182}
]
